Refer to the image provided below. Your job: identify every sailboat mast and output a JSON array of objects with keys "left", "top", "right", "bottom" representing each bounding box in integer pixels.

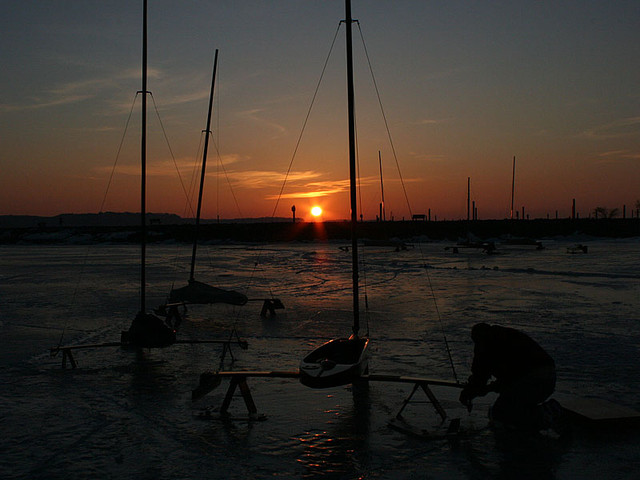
[
  {"left": 510, "top": 155, "right": 516, "bottom": 220},
  {"left": 140, "top": 0, "right": 148, "bottom": 314},
  {"left": 378, "top": 151, "right": 385, "bottom": 221},
  {"left": 345, "top": 0, "right": 359, "bottom": 336},
  {"left": 190, "top": 49, "right": 219, "bottom": 282}
]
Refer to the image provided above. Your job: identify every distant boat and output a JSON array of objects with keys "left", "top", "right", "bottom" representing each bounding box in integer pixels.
[
  {"left": 500, "top": 237, "right": 544, "bottom": 250},
  {"left": 567, "top": 244, "right": 588, "bottom": 254},
  {"left": 168, "top": 49, "right": 248, "bottom": 309},
  {"left": 446, "top": 240, "right": 497, "bottom": 254},
  {"left": 299, "top": 0, "right": 369, "bottom": 388},
  {"left": 121, "top": 0, "right": 176, "bottom": 348}
]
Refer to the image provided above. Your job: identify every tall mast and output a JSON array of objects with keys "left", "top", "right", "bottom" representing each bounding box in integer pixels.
[
  {"left": 510, "top": 155, "right": 516, "bottom": 220},
  {"left": 190, "top": 49, "right": 219, "bottom": 282},
  {"left": 345, "top": 0, "right": 359, "bottom": 336},
  {"left": 140, "top": 0, "right": 148, "bottom": 314},
  {"left": 378, "top": 151, "right": 385, "bottom": 221}
]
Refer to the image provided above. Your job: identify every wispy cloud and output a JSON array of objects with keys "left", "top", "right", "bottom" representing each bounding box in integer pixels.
[
  {"left": 265, "top": 175, "right": 380, "bottom": 200},
  {"left": 0, "top": 67, "right": 160, "bottom": 114},
  {"left": 580, "top": 117, "right": 640, "bottom": 140},
  {"left": 236, "top": 108, "right": 288, "bottom": 136},
  {"left": 224, "top": 169, "right": 322, "bottom": 189},
  {"left": 0, "top": 94, "right": 92, "bottom": 112},
  {"left": 597, "top": 150, "right": 640, "bottom": 161},
  {"left": 416, "top": 118, "right": 450, "bottom": 126}
]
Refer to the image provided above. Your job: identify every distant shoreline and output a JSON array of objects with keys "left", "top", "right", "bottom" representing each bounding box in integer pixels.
[{"left": 1, "top": 217, "right": 638, "bottom": 244}]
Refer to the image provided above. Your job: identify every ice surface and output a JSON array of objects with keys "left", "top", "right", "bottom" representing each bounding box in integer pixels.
[{"left": 1, "top": 238, "right": 639, "bottom": 479}]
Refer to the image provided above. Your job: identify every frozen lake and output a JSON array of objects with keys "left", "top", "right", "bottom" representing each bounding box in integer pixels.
[{"left": 1, "top": 237, "right": 639, "bottom": 479}]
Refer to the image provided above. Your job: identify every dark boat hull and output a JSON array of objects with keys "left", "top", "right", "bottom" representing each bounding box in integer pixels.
[{"left": 123, "top": 312, "right": 176, "bottom": 348}]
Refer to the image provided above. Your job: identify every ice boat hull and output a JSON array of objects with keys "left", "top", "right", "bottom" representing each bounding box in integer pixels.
[{"left": 299, "top": 336, "right": 369, "bottom": 388}]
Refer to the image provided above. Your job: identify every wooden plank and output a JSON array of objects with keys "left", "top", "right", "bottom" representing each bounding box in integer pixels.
[
  {"left": 205, "top": 370, "right": 301, "bottom": 379},
  {"left": 362, "top": 374, "right": 462, "bottom": 388},
  {"left": 52, "top": 337, "right": 245, "bottom": 352},
  {"left": 557, "top": 396, "right": 640, "bottom": 423},
  {"left": 197, "top": 371, "right": 459, "bottom": 386},
  {"left": 174, "top": 339, "right": 248, "bottom": 347},
  {"left": 51, "top": 342, "right": 123, "bottom": 352}
]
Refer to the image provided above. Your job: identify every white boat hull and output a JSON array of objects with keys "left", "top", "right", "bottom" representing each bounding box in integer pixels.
[{"left": 299, "top": 336, "right": 369, "bottom": 388}]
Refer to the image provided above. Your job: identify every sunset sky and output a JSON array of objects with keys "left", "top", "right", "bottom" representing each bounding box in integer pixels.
[{"left": 1, "top": 1, "right": 638, "bottom": 221}]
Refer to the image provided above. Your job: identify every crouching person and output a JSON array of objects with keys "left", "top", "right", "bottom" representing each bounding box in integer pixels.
[{"left": 459, "top": 323, "right": 558, "bottom": 431}]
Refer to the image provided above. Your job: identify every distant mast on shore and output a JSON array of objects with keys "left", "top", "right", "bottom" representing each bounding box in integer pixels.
[{"left": 510, "top": 156, "right": 516, "bottom": 220}]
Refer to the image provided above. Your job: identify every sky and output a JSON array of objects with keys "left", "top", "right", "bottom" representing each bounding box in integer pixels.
[{"left": 1, "top": 1, "right": 638, "bottom": 221}]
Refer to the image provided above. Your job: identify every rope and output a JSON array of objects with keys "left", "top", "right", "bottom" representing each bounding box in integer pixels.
[
  {"left": 356, "top": 22, "right": 459, "bottom": 382},
  {"left": 269, "top": 23, "right": 341, "bottom": 218},
  {"left": 149, "top": 93, "right": 195, "bottom": 217},
  {"left": 54, "top": 94, "right": 139, "bottom": 351}
]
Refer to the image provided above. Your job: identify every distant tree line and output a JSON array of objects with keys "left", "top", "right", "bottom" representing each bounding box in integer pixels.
[{"left": 592, "top": 200, "right": 640, "bottom": 219}]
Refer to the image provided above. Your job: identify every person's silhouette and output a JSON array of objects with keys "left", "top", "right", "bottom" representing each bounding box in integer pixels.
[{"left": 459, "top": 323, "right": 558, "bottom": 431}]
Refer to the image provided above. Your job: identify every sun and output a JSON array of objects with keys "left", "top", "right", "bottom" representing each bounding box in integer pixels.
[{"left": 311, "top": 206, "right": 322, "bottom": 217}]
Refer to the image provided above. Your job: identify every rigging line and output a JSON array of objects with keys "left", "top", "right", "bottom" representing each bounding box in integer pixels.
[
  {"left": 55, "top": 93, "right": 139, "bottom": 350},
  {"left": 241, "top": 23, "right": 342, "bottom": 303},
  {"left": 181, "top": 133, "right": 204, "bottom": 225},
  {"left": 269, "top": 22, "right": 342, "bottom": 218},
  {"left": 169, "top": 137, "right": 205, "bottom": 295},
  {"left": 215, "top": 70, "right": 221, "bottom": 222},
  {"left": 210, "top": 134, "right": 243, "bottom": 217},
  {"left": 353, "top": 111, "right": 371, "bottom": 336},
  {"left": 186, "top": 134, "right": 205, "bottom": 215},
  {"left": 356, "top": 22, "right": 459, "bottom": 381},
  {"left": 99, "top": 94, "right": 138, "bottom": 214},
  {"left": 355, "top": 22, "right": 412, "bottom": 216},
  {"left": 149, "top": 93, "right": 196, "bottom": 218}
]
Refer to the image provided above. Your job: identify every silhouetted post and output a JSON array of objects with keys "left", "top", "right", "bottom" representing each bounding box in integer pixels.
[
  {"left": 572, "top": 199, "right": 576, "bottom": 219},
  {"left": 510, "top": 155, "right": 516, "bottom": 220},
  {"left": 623, "top": 205, "right": 626, "bottom": 219},
  {"left": 428, "top": 208, "right": 431, "bottom": 221},
  {"left": 555, "top": 210, "right": 558, "bottom": 219},
  {"left": 291, "top": 205, "right": 296, "bottom": 223},
  {"left": 522, "top": 206, "right": 525, "bottom": 220},
  {"left": 467, "top": 177, "right": 471, "bottom": 221},
  {"left": 472, "top": 201, "right": 476, "bottom": 221}
]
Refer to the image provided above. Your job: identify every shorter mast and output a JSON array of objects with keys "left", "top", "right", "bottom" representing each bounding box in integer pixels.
[
  {"left": 510, "top": 155, "right": 516, "bottom": 220},
  {"left": 190, "top": 49, "right": 219, "bottom": 282}
]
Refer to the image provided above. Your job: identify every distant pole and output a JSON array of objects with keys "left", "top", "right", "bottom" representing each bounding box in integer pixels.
[
  {"left": 467, "top": 177, "right": 471, "bottom": 221},
  {"left": 510, "top": 156, "right": 516, "bottom": 220},
  {"left": 378, "top": 151, "right": 385, "bottom": 221},
  {"left": 428, "top": 208, "right": 431, "bottom": 221},
  {"left": 291, "top": 205, "right": 296, "bottom": 223},
  {"left": 623, "top": 205, "right": 626, "bottom": 219},
  {"left": 572, "top": 198, "right": 576, "bottom": 219},
  {"left": 472, "top": 201, "right": 476, "bottom": 221},
  {"left": 522, "top": 206, "right": 525, "bottom": 220}
]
